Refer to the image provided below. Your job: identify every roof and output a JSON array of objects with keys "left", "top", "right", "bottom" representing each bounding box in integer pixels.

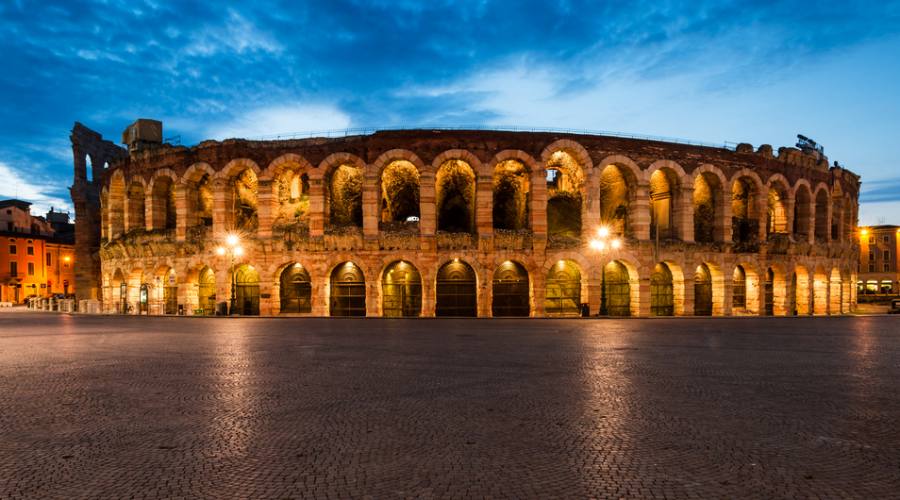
[{"left": 0, "top": 199, "right": 32, "bottom": 210}]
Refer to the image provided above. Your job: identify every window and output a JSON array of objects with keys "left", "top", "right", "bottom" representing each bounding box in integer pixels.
[
  {"left": 46, "top": 253, "right": 51, "bottom": 266},
  {"left": 26, "top": 246, "right": 34, "bottom": 255},
  {"left": 881, "top": 281, "right": 894, "bottom": 294},
  {"left": 9, "top": 244, "right": 16, "bottom": 254},
  {"left": 869, "top": 263, "right": 875, "bottom": 272},
  {"left": 866, "top": 281, "right": 878, "bottom": 294},
  {"left": 869, "top": 236, "right": 875, "bottom": 244},
  {"left": 5, "top": 222, "right": 11, "bottom": 231},
  {"left": 885, "top": 263, "right": 892, "bottom": 272},
  {"left": 9, "top": 262, "right": 17, "bottom": 276},
  {"left": 27, "top": 262, "right": 34, "bottom": 275},
  {"left": 884, "top": 235, "right": 891, "bottom": 243}
]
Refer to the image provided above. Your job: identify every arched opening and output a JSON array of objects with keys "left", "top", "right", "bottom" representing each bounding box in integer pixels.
[
  {"left": 150, "top": 176, "right": 177, "bottom": 231},
  {"left": 125, "top": 182, "right": 145, "bottom": 232},
  {"left": 764, "top": 268, "right": 775, "bottom": 316},
  {"left": 108, "top": 174, "right": 125, "bottom": 238},
  {"left": 650, "top": 169, "right": 680, "bottom": 241},
  {"left": 382, "top": 261, "right": 422, "bottom": 317},
  {"left": 111, "top": 268, "right": 126, "bottom": 313},
  {"left": 814, "top": 189, "right": 829, "bottom": 242},
  {"left": 767, "top": 184, "right": 789, "bottom": 237},
  {"left": 435, "top": 260, "right": 477, "bottom": 317},
  {"left": 693, "top": 173, "right": 721, "bottom": 243},
  {"left": 598, "top": 165, "right": 631, "bottom": 237},
  {"left": 731, "top": 178, "right": 759, "bottom": 244},
  {"left": 436, "top": 159, "right": 476, "bottom": 233},
  {"left": 794, "top": 266, "right": 810, "bottom": 316},
  {"left": 732, "top": 266, "right": 747, "bottom": 311},
  {"left": 546, "top": 151, "right": 584, "bottom": 244},
  {"left": 161, "top": 267, "right": 177, "bottom": 315},
  {"left": 228, "top": 169, "right": 258, "bottom": 232},
  {"left": 813, "top": 268, "right": 828, "bottom": 315},
  {"left": 187, "top": 173, "right": 214, "bottom": 229},
  {"left": 544, "top": 260, "right": 581, "bottom": 317},
  {"left": 197, "top": 266, "right": 216, "bottom": 315},
  {"left": 694, "top": 264, "right": 713, "bottom": 316},
  {"left": 830, "top": 268, "right": 842, "bottom": 315},
  {"left": 603, "top": 260, "right": 633, "bottom": 317},
  {"left": 492, "top": 261, "right": 530, "bottom": 317},
  {"left": 330, "top": 262, "right": 366, "bottom": 316},
  {"left": 492, "top": 159, "right": 530, "bottom": 231},
  {"left": 651, "top": 263, "right": 674, "bottom": 316},
  {"left": 380, "top": 160, "right": 420, "bottom": 231},
  {"left": 233, "top": 264, "right": 260, "bottom": 315},
  {"left": 275, "top": 168, "right": 310, "bottom": 233},
  {"left": 279, "top": 263, "right": 312, "bottom": 314},
  {"left": 793, "top": 185, "right": 812, "bottom": 241}
]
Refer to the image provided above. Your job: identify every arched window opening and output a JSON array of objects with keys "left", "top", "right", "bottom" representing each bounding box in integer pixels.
[
  {"left": 229, "top": 169, "right": 258, "bottom": 231},
  {"left": 280, "top": 264, "right": 312, "bottom": 314},
  {"left": 732, "top": 178, "right": 758, "bottom": 244},
  {"left": 693, "top": 173, "right": 719, "bottom": 243},
  {"left": 151, "top": 176, "right": 176, "bottom": 231},
  {"left": 125, "top": 182, "right": 145, "bottom": 232},
  {"left": 275, "top": 170, "right": 310, "bottom": 233},
  {"left": 767, "top": 186, "right": 788, "bottom": 236},
  {"left": 650, "top": 169, "right": 678, "bottom": 241},
  {"left": 198, "top": 267, "right": 216, "bottom": 315},
  {"left": 435, "top": 260, "right": 477, "bottom": 317},
  {"left": 650, "top": 263, "right": 674, "bottom": 316},
  {"left": 380, "top": 160, "right": 420, "bottom": 231},
  {"left": 598, "top": 165, "right": 630, "bottom": 237},
  {"left": 793, "top": 186, "right": 812, "bottom": 241},
  {"left": 830, "top": 196, "right": 842, "bottom": 241},
  {"left": 546, "top": 151, "right": 584, "bottom": 244},
  {"left": 330, "top": 262, "right": 366, "bottom": 316},
  {"left": 111, "top": 269, "right": 126, "bottom": 313},
  {"left": 233, "top": 265, "right": 260, "bottom": 316},
  {"left": 603, "top": 260, "right": 632, "bottom": 317},
  {"left": 544, "top": 260, "right": 581, "bottom": 317},
  {"left": 162, "top": 268, "right": 178, "bottom": 315},
  {"left": 492, "top": 261, "right": 530, "bottom": 317},
  {"left": 732, "top": 266, "right": 747, "bottom": 310},
  {"left": 436, "top": 159, "right": 476, "bottom": 233},
  {"left": 764, "top": 268, "right": 775, "bottom": 316},
  {"left": 190, "top": 174, "right": 214, "bottom": 228},
  {"left": 694, "top": 264, "right": 713, "bottom": 316},
  {"left": 382, "top": 261, "right": 422, "bottom": 317},
  {"left": 814, "top": 189, "right": 829, "bottom": 242},
  {"left": 493, "top": 160, "right": 530, "bottom": 231}
]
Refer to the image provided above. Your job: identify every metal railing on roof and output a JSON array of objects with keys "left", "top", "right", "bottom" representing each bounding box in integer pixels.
[{"left": 240, "top": 125, "right": 735, "bottom": 150}]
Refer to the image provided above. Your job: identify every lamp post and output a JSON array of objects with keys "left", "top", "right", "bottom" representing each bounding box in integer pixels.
[
  {"left": 589, "top": 226, "right": 622, "bottom": 316},
  {"left": 216, "top": 233, "right": 243, "bottom": 315}
]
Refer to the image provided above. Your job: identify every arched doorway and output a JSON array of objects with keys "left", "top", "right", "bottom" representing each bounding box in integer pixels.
[
  {"left": 732, "top": 266, "right": 747, "bottom": 311},
  {"left": 492, "top": 261, "right": 530, "bottom": 317},
  {"left": 382, "top": 261, "right": 422, "bottom": 317},
  {"left": 603, "top": 260, "right": 632, "bottom": 317},
  {"left": 435, "top": 260, "right": 477, "bottom": 317},
  {"left": 544, "top": 260, "right": 581, "bottom": 317},
  {"left": 197, "top": 267, "right": 216, "bottom": 315},
  {"left": 112, "top": 269, "right": 126, "bottom": 314},
  {"left": 694, "top": 264, "right": 713, "bottom": 316},
  {"left": 330, "top": 262, "right": 366, "bottom": 316},
  {"left": 233, "top": 265, "right": 260, "bottom": 315},
  {"left": 163, "top": 268, "right": 178, "bottom": 315},
  {"left": 764, "top": 268, "right": 775, "bottom": 316},
  {"left": 651, "top": 263, "right": 674, "bottom": 316},
  {"left": 280, "top": 264, "right": 312, "bottom": 314}
]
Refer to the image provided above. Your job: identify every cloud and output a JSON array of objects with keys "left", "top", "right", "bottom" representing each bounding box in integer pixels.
[
  {"left": 205, "top": 103, "right": 352, "bottom": 140},
  {"left": 183, "top": 8, "right": 283, "bottom": 57},
  {"left": 861, "top": 178, "right": 900, "bottom": 204},
  {"left": 0, "top": 161, "right": 71, "bottom": 216}
]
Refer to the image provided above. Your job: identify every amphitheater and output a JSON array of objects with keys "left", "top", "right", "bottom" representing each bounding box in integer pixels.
[{"left": 69, "top": 121, "right": 860, "bottom": 317}]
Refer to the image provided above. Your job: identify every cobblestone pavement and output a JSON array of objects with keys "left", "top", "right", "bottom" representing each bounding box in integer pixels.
[{"left": 1, "top": 313, "right": 899, "bottom": 499}]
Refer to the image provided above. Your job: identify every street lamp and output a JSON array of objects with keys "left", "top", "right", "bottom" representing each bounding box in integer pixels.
[
  {"left": 590, "top": 225, "right": 623, "bottom": 315},
  {"left": 216, "top": 233, "right": 243, "bottom": 315}
]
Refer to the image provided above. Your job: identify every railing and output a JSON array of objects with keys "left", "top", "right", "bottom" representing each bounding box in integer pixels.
[{"left": 240, "top": 125, "right": 735, "bottom": 150}]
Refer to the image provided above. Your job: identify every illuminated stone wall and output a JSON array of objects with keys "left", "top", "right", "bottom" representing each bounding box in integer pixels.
[{"left": 79, "top": 128, "right": 860, "bottom": 317}]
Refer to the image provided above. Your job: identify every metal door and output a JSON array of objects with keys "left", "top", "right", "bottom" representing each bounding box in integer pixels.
[
  {"left": 435, "top": 261, "right": 477, "bottom": 317},
  {"left": 492, "top": 261, "right": 529, "bottom": 317}
]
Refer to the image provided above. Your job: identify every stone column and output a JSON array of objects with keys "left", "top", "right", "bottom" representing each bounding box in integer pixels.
[
  {"left": 719, "top": 188, "right": 733, "bottom": 243},
  {"left": 478, "top": 279, "right": 491, "bottom": 318},
  {"left": 144, "top": 191, "right": 154, "bottom": 231},
  {"left": 366, "top": 280, "right": 379, "bottom": 317},
  {"left": 638, "top": 276, "right": 651, "bottom": 316},
  {"left": 309, "top": 178, "right": 325, "bottom": 237},
  {"left": 419, "top": 171, "right": 436, "bottom": 251},
  {"left": 722, "top": 275, "right": 733, "bottom": 316},
  {"left": 587, "top": 273, "right": 602, "bottom": 316},
  {"left": 631, "top": 183, "right": 651, "bottom": 241},
  {"left": 175, "top": 183, "right": 188, "bottom": 241},
  {"left": 421, "top": 270, "right": 435, "bottom": 317},
  {"left": 784, "top": 195, "right": 795, "bottom": 237},
  {"left": 257, "top": 179, "right": 275, "bottom": 239},
  {"left": 363, "top": 170, "right": 379, "bottom": 245},
  {"left": 475, "top": 173, "right": 493, "bottom": 250},
  {"left": 531, "top": 272, "right": 545, "bottom": 318},
  {"left": 212, "top": 180, "right": 228, "bottom": 236},
  {"left": 678, "top": 186, "right": 694, "bottom": 243},
  {"left": 259, "top": 279, "right": 274, "bottom": 316},
  {"left": 530, "top": 169, "right": 548, "bottom": 252},
  {"left": 682, "top": 272, "right": 694, "bottom": 316},
  {"left": 757, "top": 195, "right": 768, "bottom": 242}
]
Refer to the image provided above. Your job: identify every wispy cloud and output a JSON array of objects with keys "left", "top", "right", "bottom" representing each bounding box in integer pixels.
[
  {"left": 0, "top": 161, "right": 71, "bottom": 215},
  {"left": 205, "top": 103, "right": 352, "bottom": 140}
]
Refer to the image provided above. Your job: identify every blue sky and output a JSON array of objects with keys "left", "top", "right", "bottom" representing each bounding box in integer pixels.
[{"left": 1, "top": 0, "right": 899, "bottom": 224}]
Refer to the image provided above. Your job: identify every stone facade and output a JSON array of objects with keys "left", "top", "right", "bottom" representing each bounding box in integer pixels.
[{"left": 72, "top": 124, "right": 861, "bottom": 317}]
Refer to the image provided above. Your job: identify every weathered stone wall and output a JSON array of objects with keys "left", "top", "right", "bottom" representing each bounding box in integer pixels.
[{"left": 82, "top": 128, "right": 860, "bottom": 317}]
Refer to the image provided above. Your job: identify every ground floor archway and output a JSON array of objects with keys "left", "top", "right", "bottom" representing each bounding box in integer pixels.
[
  {"left": 234, "top": 264, "right": 260, "bottom": 316},
  {"left": 435, "top": 260, "right": 477, "bottom": 317},
  {"left": 492, "top": 261, "right": 530, "bottom": 317},
  {"left": 330, "top": 262, "right": 366, "bottom": 316},
  {"left": 651, "top": 263, "right": 674, "bottom": 316},
  {"left": 545, "top": 260, "right": 581, "bottom": 317},
  {"left": 382, "top": 261, "right": 422, "bottom": 317},
  {"left": 280, "top": 263, "right": 312, "bottom": 314}
]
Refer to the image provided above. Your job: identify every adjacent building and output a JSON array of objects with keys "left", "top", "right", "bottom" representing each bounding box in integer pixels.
[
  {"left": 0, "top": 200, "right": 75, "bottom": 304},
  {"left": 858, "top": 225, "right": 899, "bottom": 296}
]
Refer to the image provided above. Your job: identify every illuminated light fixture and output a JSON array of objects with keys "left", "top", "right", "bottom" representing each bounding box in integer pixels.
[
  {"left": 590, "top": 239, "right": 606, "bottom": 251},
  {"left": 611, "top": 238, "right": 622, "bottom": 250},
  {"left": 597, "top": 226, "right": 610, "bottom": 238},
  {"left": 860, "top": 228, "right": 869, "bottom": 237},
  {"left": 63, "top": 256, "right": 71, "bottom": 263},
  {"left": 225, "top": 233, "right": 240, "bottom": 246},
  {"left": 453, "top": 258, "right": 459, "bottom": 262},
  {"left": 216, "top": 246, "right": 226, "bottom": 256},
  {"left": 234, "top": 246, "right": 244, "bottom": 257}
]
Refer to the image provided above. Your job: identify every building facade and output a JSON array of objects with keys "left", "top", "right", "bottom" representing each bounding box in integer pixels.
[
  {"left": 0, "top": 200, "right": 75, "bottom": 303},
  {"left": 858, "top": 225, "right": 899, "bottom": 296},
  {"left": 71, "top": 121, "right": 860, "bottom": 317}
]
